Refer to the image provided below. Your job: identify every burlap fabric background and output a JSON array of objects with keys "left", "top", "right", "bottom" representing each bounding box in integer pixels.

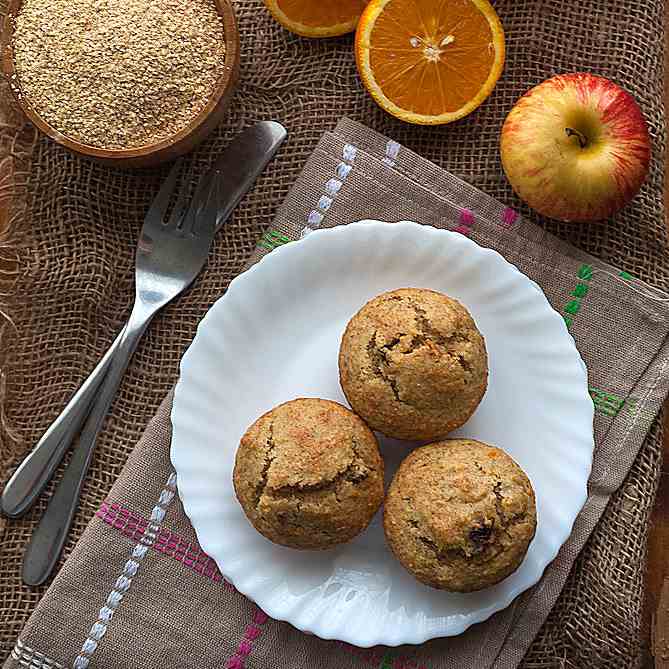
[{"left": 0, "top": 0, "right": 666, "bottom": 667}]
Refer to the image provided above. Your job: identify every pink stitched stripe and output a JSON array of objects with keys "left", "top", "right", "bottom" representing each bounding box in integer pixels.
[
  {"left": 225, "top": 608, "right": 270, "bottom": 669},
  {"left": 96, "top": 501, "right": 234, "bottom": 589},
  {"left": 458, "top": 208, "right": 475, "bottom": 228},
  {"left": 501, "top": 207, "right": 518, "bottom": 228},
  {"left": 453, "top": 225, "right": 472, "bottom": 237}
]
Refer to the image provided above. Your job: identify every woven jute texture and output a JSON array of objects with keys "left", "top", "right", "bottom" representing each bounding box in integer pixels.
[{"left": 0, "top": 0, "right": 666, "bottom": 667}]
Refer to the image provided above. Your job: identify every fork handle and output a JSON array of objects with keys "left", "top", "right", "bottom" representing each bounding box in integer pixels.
[
  {"left": 22, "top": 306, "right": 153, "bottom": 586},
  {"left": 1, "top": 327, "right": 127, "bottom": 519}
]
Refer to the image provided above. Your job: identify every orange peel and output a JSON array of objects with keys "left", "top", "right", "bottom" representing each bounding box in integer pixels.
[{"left": 264, "top": 0, "right": 367, "bottom": 37}]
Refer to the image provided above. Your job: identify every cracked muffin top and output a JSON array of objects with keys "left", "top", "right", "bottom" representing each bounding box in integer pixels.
[
  {"left": 339, "top": 288, "right": 488, "bottom": 441},
  {"left": 384, "top": 439, "right": 537, "bottom": 592},
  {"left": 233, "top": 398, "right": 384, "bottom": 550}
]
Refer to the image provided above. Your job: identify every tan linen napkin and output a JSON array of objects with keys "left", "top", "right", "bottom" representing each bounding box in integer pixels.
[{"left": 5, "top": 118, "right": 669, "bottom": 669}]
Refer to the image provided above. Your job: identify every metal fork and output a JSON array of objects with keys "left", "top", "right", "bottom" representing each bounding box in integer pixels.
[
  {"left": 1, "top": 122, "right": 287, "bottom": 521},
  {"left": 21, "top": 160, "right": 223, "bottom": 585}
]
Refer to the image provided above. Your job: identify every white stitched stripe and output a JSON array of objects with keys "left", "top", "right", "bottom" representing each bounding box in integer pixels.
[
  {"left": 141, "top": 530, "right": 156, "bottom": 544},
  {"left": 142, "top": 524, "right": 159, "bottom": 541},
  {"left": 307, "top": 210, "right": 324, "bottom": 227},
  {"left": 18, "top": 660, "right": 57, "bottom": 669},
  {"left": 106, "top": 590, "right": 122, "bottom": 607},
  {"left": 325, "top": 178, "right": 342, "bottom": 196},
  {"left": 302, "top": 143, "right": 358, "bottom": 238},
  {"left": 318, "top": 195, "right": 333, "bottom": 211},
  {"left": 159, "top": 488, "right": 175, "bottom": 505},
  {"left": 90, "top": 622, "right": 107, "bottom": 641},
  {"left": 383, "top": 140, "right": 400, "bottom": 166},
  {"left": 124, "top": 559, "right": 139, "bottom": 577},
  {"left": 150, "top": 506, "right": 166, "bottom": 522},
  {"left": 343, "top": 143, "right": 357, "bottom": 162},
  {"left": 336, "top": 162, "right": 352, "bottom": 179},
  {"left": 81, "top": 640, "right": 97, "bottom": 654},
  {"left": 11, "top": 640, "right": 64, "bottom": 669},
  {"left": 74, "top": 474, "right": 177, "bottom": 668},
  {"left": 99, "top": 606, "right": 114, "bottom": 622},
  {"left": 132, "top": 544, "right": 148, "bottom": 559}
]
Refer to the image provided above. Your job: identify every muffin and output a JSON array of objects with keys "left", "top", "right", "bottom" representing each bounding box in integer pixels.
[
  {"left": 384, "top": 439, "right": 536, "bottom": 592},
  {"left": 339, "top": 288, "right": 488, "bottom": 441},
  {"left": 233, "top": 398, "right": 384, "bottom": 550}
]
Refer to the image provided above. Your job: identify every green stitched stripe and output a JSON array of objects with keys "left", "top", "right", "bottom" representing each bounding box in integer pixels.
[
  {"left": 380, "top": 653, "right": 394, "bottom": 669},
  {"left": 572, "top": 282, "right": 589, "bottom": 298},
  {"left": 563, "top": 264, "right": 593, "bottom": 329},
  {"left": 577, "top": 264, "right": 593, "bottom": 280},
  {"left": 266, "top": 230, "right": 290, "bottom": 243},
  {"left": 589, "top": 386, "right": 626, "bottom": 417},
  {"left": 257, "top": 229, "right": 291, "bottom": 252},
  {"left": 564, "top": 299, "right": 581, "bottom": 315},
  {"left": 619, "top": 270, "right": 634, "bottom": 280}
]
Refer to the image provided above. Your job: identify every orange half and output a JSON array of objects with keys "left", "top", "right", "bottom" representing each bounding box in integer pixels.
[
  {"left": 265, "top": 0, "right": 368, "bottom": 37},
  {"left": 355, "top": 0, "right": 505, "bottom": 125}
]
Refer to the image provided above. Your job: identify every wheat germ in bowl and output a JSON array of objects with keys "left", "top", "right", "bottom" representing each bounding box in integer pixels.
[
  {"left": 233, "top": 398, "right": 385, "bottom": 550},
  {"left": 10, "top": 0, "right": 228, "bottom": 150}
]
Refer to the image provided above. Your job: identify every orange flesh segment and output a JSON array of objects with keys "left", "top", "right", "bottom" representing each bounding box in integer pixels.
[{"left": 364, "top": 0, "right": 500, "bottom": 118}]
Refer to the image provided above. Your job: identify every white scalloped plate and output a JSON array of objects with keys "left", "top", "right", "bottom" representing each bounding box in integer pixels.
[{"left": 171, "top": 221, "right": 594, "bottom": 647}]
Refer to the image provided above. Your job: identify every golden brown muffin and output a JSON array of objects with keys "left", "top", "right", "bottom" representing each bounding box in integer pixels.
[
  {"left": 233, "top": 398, "right": 384, "bottom": 550},
  {"left": 339, "top": 288, "right": 488, "bottom": 441},
  {"left": 384, "top": 440, "right": 536, "bottom": 592}
]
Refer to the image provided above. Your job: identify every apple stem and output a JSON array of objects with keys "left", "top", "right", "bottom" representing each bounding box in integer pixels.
[{"left": 565, "top": 127, "right": 588, "bottom": 149}]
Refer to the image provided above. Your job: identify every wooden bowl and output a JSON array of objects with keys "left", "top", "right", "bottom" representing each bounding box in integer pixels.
[{"left": 0, "top": 0, "right": 240, "bottom": 168}]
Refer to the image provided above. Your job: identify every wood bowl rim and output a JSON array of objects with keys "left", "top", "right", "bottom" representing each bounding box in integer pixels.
[{"left": 0, "top": 0, "right": 240, "bottom": 162}]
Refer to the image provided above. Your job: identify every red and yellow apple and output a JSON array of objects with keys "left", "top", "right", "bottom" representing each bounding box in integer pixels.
[{"left": 500, "top": 73, "right": 650, "bottom": 222}]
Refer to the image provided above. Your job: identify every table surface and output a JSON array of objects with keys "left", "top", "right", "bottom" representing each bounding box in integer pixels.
[
  {"left": 0, "top": 33, "right": 667, "bottom": 667},
  {"left": 642, "top": 15, "right": 669, "bottom": 666},
  {"left": 646, "top": 425, "right": 669, "bottom": 668}
]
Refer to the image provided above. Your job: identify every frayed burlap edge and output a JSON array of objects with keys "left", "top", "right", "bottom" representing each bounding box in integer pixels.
[{"left": 0, "top": 0, "right": 38, "bottom": 538}]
